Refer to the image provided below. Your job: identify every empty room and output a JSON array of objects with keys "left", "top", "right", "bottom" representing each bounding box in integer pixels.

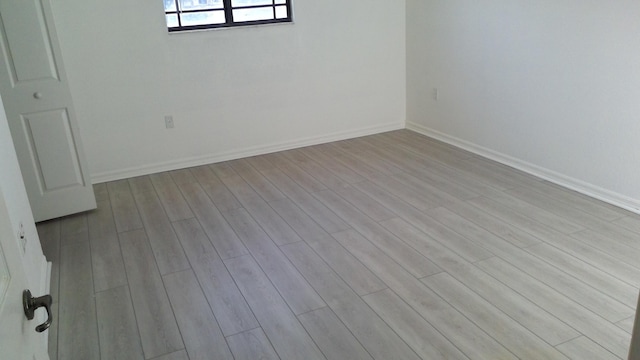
[{"left": 1, "top": 0, "right": 640, "bottom": 359}]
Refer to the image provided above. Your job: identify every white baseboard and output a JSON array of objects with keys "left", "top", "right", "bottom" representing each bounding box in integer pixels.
[
  {"left": 406, "top": 122, "right": 640, "bottom": 214},
  {"left": 92, "top": 122, "right": 404, "bottom": 183}
]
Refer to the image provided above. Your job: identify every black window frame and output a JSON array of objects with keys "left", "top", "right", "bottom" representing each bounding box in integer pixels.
[{"left": 165, "top": 0, "right": 293, "bottom": 32}]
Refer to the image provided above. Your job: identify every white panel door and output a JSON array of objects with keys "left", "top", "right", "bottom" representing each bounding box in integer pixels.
[
  {"left": 0, "top": 0, "right": 95, "bottom": 221},
  {"left": 0, "top": 188, "right": 50, "bottom": 360}
]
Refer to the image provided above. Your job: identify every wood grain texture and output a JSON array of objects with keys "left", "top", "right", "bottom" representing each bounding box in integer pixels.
[
  {"left": 223, "top": 208, "right": 325, "bottom": 315},
  {"left": 133, "top": 190, "right": 190, "bottom": 274},
  {"left": 226, "top": 328, "right": 280, "bottom": 360},
  {"left": 225, "top": 255, "right": 325, "bottom": 360},
  {"left": 172, "top": 218, "right": 258, "bottom": 336},
  {"left": 270, "top": 198, "right": 387, "bottom": 296},
  {"left": 363, "top": 288, "right": 468, "bottom": 360},
  {"left": 107, "top": 180, "right": 143, "bottom": 233},
  {"left": 556, "top": 336, "right": 620, "bottom": 360},
  {"left": 163, "top": 269, "right": 234, "bottom": 360},
  {"left": 281, "top": 241, "right": 421, "bottom": 360},
  {"left": 422, "top": 272, "right": 570, "bottom": 359},
  {"left": 47, "top": 130, "right": 638, "bottom": 360},
  {"left": 58, "top": 242, "right": 99, "bottom": 360},
  {"left": 178, "top": 181, "right": 248, "bottom": 259},
  {"left": 119, "top": 230, "right": 184, "bottom": 359},
  {"left": 298, "top": 307, "right": 373, "bottom": 360},
  {"left": 95, "top": 286, "right": 145, "bottom": 360}
]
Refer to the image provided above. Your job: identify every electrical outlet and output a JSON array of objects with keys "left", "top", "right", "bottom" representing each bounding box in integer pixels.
[
  {"left": 432, "top": 88, "right": 439, "bottom": 101},
  {"left": 165, "top": 115, "right": 175, "bottom": 129}
]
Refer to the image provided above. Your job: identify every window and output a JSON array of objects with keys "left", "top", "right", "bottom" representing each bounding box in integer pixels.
[{"left": 164, "top": 0, "right": 292, "bottom": 32}]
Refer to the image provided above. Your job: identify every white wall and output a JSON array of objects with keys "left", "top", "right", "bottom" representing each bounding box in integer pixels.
[
  {"left": 407, "top": 0, "right": 640, "bottom": 211},
  {"left": 0, "top": 96, "right": 47, "bottom": 295},
  {"left": 49, "top": 0, "right": 406, "bottom": 182}
]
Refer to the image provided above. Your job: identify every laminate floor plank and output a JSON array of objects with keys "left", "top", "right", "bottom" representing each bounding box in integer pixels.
[
  {"left": 95, "top": 286, "right": 145, "bottom": 360},
  {"left": 381, "top": 217, "right": 579, "bottom": 345},
  {"left": 243, "top": 199, "right": 302, "bottom": 246},
  {"left": 482, "top": 191, "right": 584, "bottom": 234},
  {"left": 266, "top": 152, "right": 328, "bottom": 193},
  {"left": 358, "top": 137, "right": 480, "bottom": 201},
  {"left": 298, "top": 307, "right": 373, "bottom": 360},
  {"left": 173, "top": 218, "right": 258, "bottom": 337},
  {"left": 613, "top": 215, "right": 640, "bottom": 234},
  {"left": 443, "top": 199, "right": 542, "bottom": 248},
  {"left": 280, "top": 241, "right": 421, "bottom": 360},
  {"left": 221, "top": 174, "right": 263, "bottom": 204},
  {"left": 314, "top": 143, "right": 382, "bottom": 179},
  {"left": 281, "top": 148, "right": 349, "bottom": 189},
  {"left": 150, "top": 173, "right": 195, "bottom": 222},
  {"left": 58, "top": 241, "right": 100, "bottom": 360},
  {"left": 178, "top": 181, "right": 247, "bottom": 259},
  {"left": 120, "top": 230, "right": 184, "bottom": 359},
  {"left": 261, "top": 168, "right": 350, "bottom": 233},
  {"left": 89, "top": 232, "right": 127, "bottom": 293},
  {"left": 229, "top": 158, "right": 286, "bottom": 201},
  {"left": 133, "top": 190, "right": 190, "bottom": 275},
  {"left": 223, "top": 208, "right": 325, "bottom": 315},
  {"left": 151, "top": 351, "right": 189, "bottom": 360},
  {"left": 329, "top": 141, "right": 402, "bottom": 176},
  {"left": 244, "top": 154, "right": 276, "bottom": 172},
  {"left": 164, "top": 269, "right": 234, "bottom": 360},
  {"left": 281, "top": 149, "right": 394, "bottom": 220},
  {"left": 507, "top": 186, "right": 614, "bottom": 229},
  {"left": 477, "top": 257, "right": 631, "bottom": 358},
  {"left": 189, "top": 165, "right": 242, "bottom": 213},
  {"left": 170, "top": 168, "right": 197, "bottom": 185},
  {"left": 571, "top": 229, "right": 640, "bottom": 270},
  {"left": 331, "top": 184, "right": 396, "bottom": 222},
  {"left": 524, "top": 243, "right": 639, "bottom": 307},
  {"left": 528, "top": 180, "right": 629, "bottom": 221},
  {"left": 332, "top": 229, "right": 517, "bottom": 360},
  {"left": 449, "top": 202, "right": 634, "bottom": 322},
  {"left": 616, "top": 316, "right": 636, "bottom": 334},
  {"left": 354, "top": 181, "right": 494, "bottom": 262},
  {"left": 87, "top": 199, "right": 117, "bottom": 239},
  {"left": 298, "top": 146, "right": 365, "bottom": 184},
  {"left": 128, "top": 175, "right": 154, "bottom": 194},
  {"left": 226, "top": 328, "right": 280, "bottom": 360},
  {"left": 422, "top": 272, "right": 570, "bottom": 359},
  {"left": 286, "top": 149, "right": 399, "bottom": 222},
  {"left": 367, "top": 134, "right": 505, "bottom": 198},
  {"left": 461, "top": 193, "right": 640, "bottom": 287},
  {"left": 363, "top": 288, "right": 469, "bottom": 360},
  {"left": 209, "top": 162, "right": 237, "bottom": 179},
  {"left": 556, "top": 336, "right": 620, "bottom": 360},
  {"left": 270, "top": 198, "right": 387, "bottom": 296},
  {"left": 59, "top": 211, "right": 89, "bottom": 244},
  {"left": 94, "top": 182, "right": 109, "bottom": 202},
  {"left": 344, "top": 138, "right": 466, "bottom": 205},
  {"left": 313, "top": 189, "right": 441, "bottom": 278},
  {"left": 107, "top": 180, "right": 143, "bottom": 233},
  {"left": 225, "top": 255, "right": 325, "bottom": 360},
  {"left": 508, "top": 186, "right": 640, "bottom": 251},
  {"left": 49, "top": 130, "right": 638, "bottom": 360}
]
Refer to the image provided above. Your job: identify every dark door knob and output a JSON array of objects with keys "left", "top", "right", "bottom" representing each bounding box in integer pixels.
[{"left": 23, "top": 290, "right": 53, "bottom": 332}]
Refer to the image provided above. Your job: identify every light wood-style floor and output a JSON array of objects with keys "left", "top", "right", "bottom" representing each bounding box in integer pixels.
[{"left": 38, "top": 130, "right": 640, "bottom": 360}]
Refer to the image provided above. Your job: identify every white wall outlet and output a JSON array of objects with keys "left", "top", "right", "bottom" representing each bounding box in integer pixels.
[
  {"left": 432, "top": 88, "right": 439, "bottom": 101},
  {"left": 164, "top": 115, "right": 175, "bottom": 129}
]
